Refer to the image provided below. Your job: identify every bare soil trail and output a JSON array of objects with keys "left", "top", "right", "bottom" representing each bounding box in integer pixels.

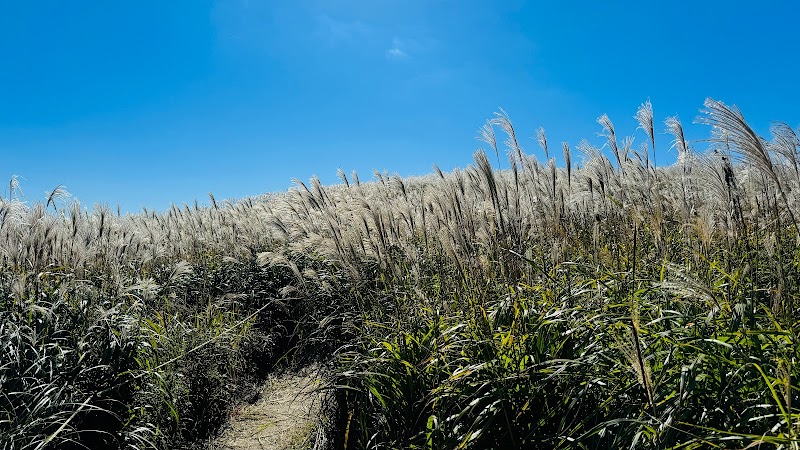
[{"left": 213, "top": 367, "right": 325, "bottom": 450}]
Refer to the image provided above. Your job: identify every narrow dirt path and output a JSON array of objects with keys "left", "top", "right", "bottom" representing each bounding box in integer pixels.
[{"left": 214, "top": 367, "right": 324, "bottom": 450}]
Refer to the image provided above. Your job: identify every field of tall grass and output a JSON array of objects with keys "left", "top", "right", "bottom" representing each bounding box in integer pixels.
[{"left": 3, "top": 98, "right": 800, "bottom": 449}]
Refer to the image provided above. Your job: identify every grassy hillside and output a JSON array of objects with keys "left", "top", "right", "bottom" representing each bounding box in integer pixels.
[{"left": 3, "top": 98, "right": 800, "bottom": 449}]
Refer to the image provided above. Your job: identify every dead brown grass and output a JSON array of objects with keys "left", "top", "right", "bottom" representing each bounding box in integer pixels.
[{"left": 213, "top": 367, "right": 323, "bottom": 450}]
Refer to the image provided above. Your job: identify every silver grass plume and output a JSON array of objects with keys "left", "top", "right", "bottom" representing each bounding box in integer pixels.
[
  {"left": 45, "top": 185, "right": 70, "bottom": 211},
  {"left": 491, "top": 108, "right": 524, "bottom": 164},
  {"left": 9, "top": 175, "right": 22, "bottom": 200},
  {"left": 536, "top": 127, "right": 549, "bottom": 160},
  {"left": 477, "top": 121, "right": 500, "bottom": 168},
  {"left": 665, "top": 116, "right": 689, "bottom": 164},
  {"left": 634, "top": 99, "right": 655, "bottom": 168},
  {"left": 597, "top": 114, "right": 622, "bottom": 166},
  {"left": 770, "top": 122, "right": 800, "bottom": 183},
  {"left": 700, "top": 98, "right": 799, "bottom": 235},
  {"left": 337, "top": 168, "right": 350, "bottom": 188}
]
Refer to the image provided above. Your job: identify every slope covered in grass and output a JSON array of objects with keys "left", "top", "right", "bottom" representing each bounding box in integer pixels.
[{"left": 2, "top": 99, "right": 800, "bottom": 449}]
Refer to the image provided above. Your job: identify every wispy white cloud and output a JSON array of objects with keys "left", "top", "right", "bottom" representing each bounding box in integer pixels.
[
  {"left": 385, "top": 43, "right": 408, "bottom": 60},
  {"left": 313, "top": 14, "right": 439, "bottom": 63},
  {"left": 316, "top": 14, "right": 371, "bottom": 46},
  {"left": 385, "top": 37, "right": 416, "bottom": 60}
]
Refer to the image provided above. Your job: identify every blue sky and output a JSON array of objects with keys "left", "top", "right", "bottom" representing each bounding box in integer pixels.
[{"left": 1, "top": 1, "right": 798, "bottom": 212}]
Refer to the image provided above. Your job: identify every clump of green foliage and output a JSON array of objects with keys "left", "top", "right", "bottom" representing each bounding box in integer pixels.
[{"left": 327, "top": 225, "right": 800, "bottom": 448}]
